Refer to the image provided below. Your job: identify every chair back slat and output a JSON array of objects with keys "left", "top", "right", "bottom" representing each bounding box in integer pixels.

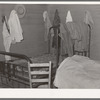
[
  {"left": 31, "top": 71, "right": 49, "bottom": 75},
  {"left": 28, "top": 61, "right": 52, "bottom": 88},
  {"left": 31, "top": 79, "right": 49, "bottom": 83}
]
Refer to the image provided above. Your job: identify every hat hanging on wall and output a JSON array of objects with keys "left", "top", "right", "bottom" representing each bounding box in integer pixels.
[{"left": 14, "top": 4, "right": 26, "bottom": 18}]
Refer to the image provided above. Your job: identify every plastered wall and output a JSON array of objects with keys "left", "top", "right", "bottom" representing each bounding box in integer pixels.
[
  {"left": 1, "top": 4, "right": 100, "bottom": 61},
  {"left": 0, "top": 4, "right": 47, "bottom": 60}
]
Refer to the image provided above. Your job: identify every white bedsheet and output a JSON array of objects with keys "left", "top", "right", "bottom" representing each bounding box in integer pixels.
[{"left": 54, "top": 55, "right": 100, "bottom": 88}]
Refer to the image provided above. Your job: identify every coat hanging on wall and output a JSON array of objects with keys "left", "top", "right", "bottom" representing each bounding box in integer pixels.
[
  {"left": 8, "top": 10, "right": 23, "bottom": 43},
  {"left": 2, "top": 16, "right": 12, "bottom": 61},
  {"left": 43, "top": 11, "right": 52, "bottom": 41},
  {"left": 52, "top": 9, "right": 61, "bottom": 68},
  {"left": 52, "top": 9, "right": 61, "bottom": 49}
]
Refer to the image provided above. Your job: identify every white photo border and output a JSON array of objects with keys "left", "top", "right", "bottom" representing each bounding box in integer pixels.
[{"left": 0, "top": 1, "right": 100, "bottom": 98}]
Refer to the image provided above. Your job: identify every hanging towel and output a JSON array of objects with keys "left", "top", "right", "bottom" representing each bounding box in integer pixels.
[
  {"left": 66, "top": 10, "right": 73, "bottom": 23},
  {"left": 74, "top": 22, "right": 89, "bottom": 51},
  {"left": 2, "top": 16, "right": 12, "bottom": 60},
  {"left": 8, "top": 10, "right": 23, "bottom": 43},
  {"left": 58, "top": 10, "right": 74, "bottom": 56},
  {"left": 84, "top": 10, "right": 94, "bottom": 29},
  {"left": 65, "top": 11, "right": 74, "bottom": 56},
  {"left": 60, "top": 23, "right": 68, "bottom": 55},
  {"left": 60, "top": 23, "right": 73, "bottom": 57},
  {"left": 66, "top": 10, "right": 81, "bottom": 41},
  {"left": 66, "top": 22, "right": 82, "bottom": 41},
  {"left": 43, "top": 11, "right": 52, "bottom": 41},
  {"left": 60, "top": 23, "right": 66, "bottom": 38},
  {"left": 43, "top": 11, "right": 47, "bottom": 22}
]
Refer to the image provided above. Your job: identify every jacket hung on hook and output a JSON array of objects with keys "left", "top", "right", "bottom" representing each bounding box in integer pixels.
[{"left": 8, "top": 10, "right": 23, "bottom": 44}]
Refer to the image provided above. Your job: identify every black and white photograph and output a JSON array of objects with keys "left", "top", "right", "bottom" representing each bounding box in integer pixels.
[{"left": 0, "top": 1, "right": 100, "bottom": 91}]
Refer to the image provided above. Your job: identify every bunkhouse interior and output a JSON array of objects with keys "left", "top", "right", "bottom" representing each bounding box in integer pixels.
[{"left": 0, "top": 4, "right": 100, "bottom": 88}]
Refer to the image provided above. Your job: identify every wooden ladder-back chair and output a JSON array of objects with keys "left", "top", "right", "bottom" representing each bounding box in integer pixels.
[{"left": 28, "top": 61, "right": 52, "bottom": 88}]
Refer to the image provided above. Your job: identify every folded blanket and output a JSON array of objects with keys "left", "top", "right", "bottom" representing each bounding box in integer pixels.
[{"left": 54, "top": 55, "right": 100, "bottom": 88}]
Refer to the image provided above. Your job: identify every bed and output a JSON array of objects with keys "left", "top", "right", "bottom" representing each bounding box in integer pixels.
[
  {"left": 54, "top": 55, "right": 100, "bottom": 88},
  {"left": 53, "top": 14, "right": 99, "bottom": 88},
  {"left": 0, "top": 51, "right": 62, "bottom": 88}
]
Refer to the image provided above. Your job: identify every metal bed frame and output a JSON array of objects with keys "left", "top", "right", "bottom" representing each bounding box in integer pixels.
[
  {"left": 0, "top": 51, "right": 32, "bottom": 88},
  {"left": 0, "top": 51, "right": 54, "bottom": 88}
]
